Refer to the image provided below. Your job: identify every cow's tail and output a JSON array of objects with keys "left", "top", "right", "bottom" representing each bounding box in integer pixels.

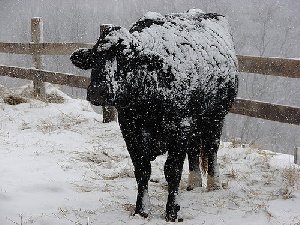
[{"left": 200, "top": 148, "right": 208, "bottom": 174}]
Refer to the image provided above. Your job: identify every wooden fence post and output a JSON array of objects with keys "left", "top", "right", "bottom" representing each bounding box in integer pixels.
[
  {"left": 100, "top": 24, "right": 118, "bottom": 123},
  {"left": 31, "top": 17, "right": 46, "bottom": 99},
  {"left": 295, "top": 147, "right": 300, "bottom": 165}
]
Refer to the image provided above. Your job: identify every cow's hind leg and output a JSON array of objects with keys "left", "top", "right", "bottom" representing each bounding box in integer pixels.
[
  {"left": 164, "top": 149, "right": 186, "bottom": 222},
  {"left": 187, "top": 144, "right": 202, "bottom": 191},
  {"left": 202, "top": 120, "right": 224, "bottom": 191}
]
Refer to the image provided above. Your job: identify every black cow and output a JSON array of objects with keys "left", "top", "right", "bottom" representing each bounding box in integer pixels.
[{"left": 71, "top": 9, "right": 238, "bottom": 221}]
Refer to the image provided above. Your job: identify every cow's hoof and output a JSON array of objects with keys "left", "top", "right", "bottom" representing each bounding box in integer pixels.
[
  {"left": 133, "top": 210, "right": 149, "bottom": 218},
  {"left": 187, "top": 170, "right": 202, "bottom": 191},
  {"left": 166, "top": 202, "right": 181, "bottom": 222},
  {"left": 165, "top": 214, "right": 183, "bottom": 222},
  {"left": 166, "top": 215, "right": 183, "bottom": 223},
  {"left": 207, "top": 175, "right": 221, "bottom": 191},
  {"left": 186, "top": 186, "right": 194, "bottom": 191}
]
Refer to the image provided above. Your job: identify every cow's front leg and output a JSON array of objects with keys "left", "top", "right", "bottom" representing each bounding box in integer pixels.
[
  {"left": 132, "top": 159, "right": 151, "bottom": 218},
  {"left": 118, "top": 113, "right": 152, "bottom": 217},
  {"left": 164, "top": 151, "right": 186, "bottom": 222}
]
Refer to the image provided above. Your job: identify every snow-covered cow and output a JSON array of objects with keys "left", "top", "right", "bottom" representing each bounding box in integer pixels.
[{"left": 71, "top": 9, "right": 238, "bottom": 221}]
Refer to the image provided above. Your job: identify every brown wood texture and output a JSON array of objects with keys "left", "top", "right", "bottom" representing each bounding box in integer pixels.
[
  {"left": 31, "top": 17, "right": 45, "bottom": 98},
  {"left": 237, "top": 55, "right": 300, "bottom": 78},
  {"left": 0, "top": 65, "right": 90, "bottom": 89},
  {"left": 230, "top": 98, "right": 300, "bottom": 125},
  {"left": 0, "top": 42, "right": 93, "bottom": 55}
]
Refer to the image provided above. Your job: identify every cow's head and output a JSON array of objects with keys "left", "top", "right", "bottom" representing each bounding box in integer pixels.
[
  {"left": 71, "top": 27, "right": 132, "bottom": 107},
  {"left": 86, "top": 50, "right": 130, "bottom": 107}
]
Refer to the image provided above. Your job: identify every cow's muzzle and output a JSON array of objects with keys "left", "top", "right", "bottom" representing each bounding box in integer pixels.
[{"left": 87, "top": 82, "right": 108, "bottom": 106}]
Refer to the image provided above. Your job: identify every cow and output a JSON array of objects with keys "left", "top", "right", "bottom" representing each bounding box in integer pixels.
[{"left": 71, "top": 9, "right": 238, "bottom": 222}]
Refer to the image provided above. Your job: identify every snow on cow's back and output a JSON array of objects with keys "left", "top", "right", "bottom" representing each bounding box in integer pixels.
[
  {"left": 96, "top": 9, "right": 238, "bottom": 109},
  {"left": 129, "top": 9, "right": 238, "bottom": 91}
]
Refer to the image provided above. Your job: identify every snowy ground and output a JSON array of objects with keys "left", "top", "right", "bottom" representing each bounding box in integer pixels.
[{"left": 0, "top": 84, "right": 299, "bottom": 225}]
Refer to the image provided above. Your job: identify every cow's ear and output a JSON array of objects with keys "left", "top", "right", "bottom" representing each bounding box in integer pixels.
[
  {"left": 70, "top": 48, "right": 95, "bottom": 70},
  {"left": 103, "top": 26, "right": 122, "bottom": 38},
  {"left": 101, "top": 26, "right": 131, "bottom": 49}
]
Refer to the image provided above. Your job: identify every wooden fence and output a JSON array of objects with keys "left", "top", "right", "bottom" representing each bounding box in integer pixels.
[{"left": 0, "top": 18, "right": 299, "bottom": 161}]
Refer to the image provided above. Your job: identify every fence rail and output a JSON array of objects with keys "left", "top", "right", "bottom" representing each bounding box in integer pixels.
[
  {"left": 237, "top": 55, "right": 300, "bottom": 78},
  {"left": 1, "top": 63, "right": 299, "bottom": 126},
  {"left": 230, "top": 98, "right": 300, "bottom": 125},
  {"left": 1, "top": 42, "right": 300, "bottom": 78},
  {"left": 0, "top": 42, "right": 93, "bottom": 55},
  {"left": 0, "top": 65, "right": 90, "bottom": 89}
]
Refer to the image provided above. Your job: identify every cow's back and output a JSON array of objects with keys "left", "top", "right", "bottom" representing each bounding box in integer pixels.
[{"left": 129, "top": 9, "right": 238, "bottom": 114}]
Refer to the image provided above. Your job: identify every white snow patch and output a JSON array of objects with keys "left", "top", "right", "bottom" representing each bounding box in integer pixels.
[
  {"left": 142, "top": 12, "right": 165, "bottom": 22},
  {"left": 187, "top": 9, "right": 205, "bottom": 14},
  {"left": 142, "top": 190, "right": 150, "bottom": 215},
  {"left": 0, "top": 85, "right": 299, "bottom": 224}
]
